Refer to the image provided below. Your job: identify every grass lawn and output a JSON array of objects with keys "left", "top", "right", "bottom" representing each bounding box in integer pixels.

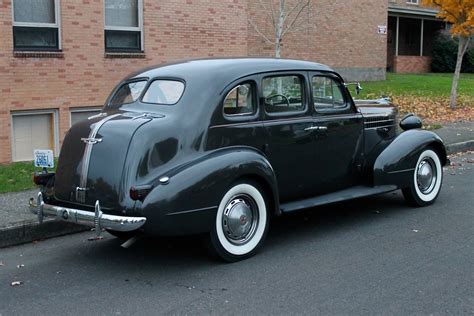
[
  {"left": 0, "top": 161, "right": 56, "bottom": 194},
  {"left": 359, "top": 73, "right": 474, "bottom": 99}
]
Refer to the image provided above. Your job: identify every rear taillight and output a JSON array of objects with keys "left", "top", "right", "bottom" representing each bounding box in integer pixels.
[
  {"left": 129, "top": 185, "right": 152, "bottom": 201},
  {"left": 33, "top": 172, "right": 55, "bottom": 186}
]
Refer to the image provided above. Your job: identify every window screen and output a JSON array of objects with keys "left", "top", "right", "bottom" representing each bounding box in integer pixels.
[
  {"left": 12, "top": 0, "right": 59, "bottom": 50},
  {"left": 104, "top": 0, "right": 142, "bottom": 52}
]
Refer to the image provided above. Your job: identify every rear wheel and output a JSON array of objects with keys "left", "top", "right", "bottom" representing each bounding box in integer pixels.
[
  {"left": 402, "top": 149, "right": 443, "bottom": 206},
  {"left": 209, "top": 182, "right": 269, "bottom": 262}
]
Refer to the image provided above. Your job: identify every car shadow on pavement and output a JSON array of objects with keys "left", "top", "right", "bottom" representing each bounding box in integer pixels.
[{"left": 57, "top": 190, "right": 416, "bottom": 269}]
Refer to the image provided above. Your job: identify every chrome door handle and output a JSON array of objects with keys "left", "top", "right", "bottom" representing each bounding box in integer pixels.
[{"left": 305, "top": 126, "right": 327, "bottom": 131}]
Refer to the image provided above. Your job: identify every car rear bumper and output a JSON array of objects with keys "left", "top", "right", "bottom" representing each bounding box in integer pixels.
[{"left": 29, "top": 192, "right": 146, "bottom": 232}]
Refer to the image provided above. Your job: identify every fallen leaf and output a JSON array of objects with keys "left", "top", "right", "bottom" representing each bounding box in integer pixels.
[{"left": 87, "top": 236, "right": 104, "bottom": 241}]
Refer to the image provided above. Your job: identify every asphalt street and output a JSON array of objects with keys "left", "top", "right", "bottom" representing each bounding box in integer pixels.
[{"left": 1, "top": 151, "right": 473, "bottom": 315}]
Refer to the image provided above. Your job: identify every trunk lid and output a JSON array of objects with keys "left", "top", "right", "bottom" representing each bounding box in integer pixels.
[{"left": 54, "top": 112, "right": 154, "bottom": 212}]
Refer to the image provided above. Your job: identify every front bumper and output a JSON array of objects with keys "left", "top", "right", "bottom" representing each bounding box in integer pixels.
[{"left": 29, "top": 192, "right": 146, "bottom": 233}]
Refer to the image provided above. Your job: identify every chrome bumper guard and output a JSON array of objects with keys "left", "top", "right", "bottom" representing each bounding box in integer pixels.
[{"left": 29, "top": 192, "right": 146, "bottom": 234}]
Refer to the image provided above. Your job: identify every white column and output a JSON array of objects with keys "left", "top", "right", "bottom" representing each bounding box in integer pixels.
[{"left": 420, "top": 19, "right": 424, "bottom": 56}]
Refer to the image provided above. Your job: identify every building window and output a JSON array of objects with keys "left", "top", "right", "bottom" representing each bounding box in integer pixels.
[
  {"left": 104, "top": 0, "right": 143, "bottom": 52},
  {"left": 406, "top": 0, "right": 419, "bottom": 4},
  {"left": 12, "top": 0, "right": 61, "bottom": 51},
  {"left": 70, "top": 108, "right": 102, "bottom": 126},
  {"left": 11, "top": 110, "right": 59, "bottom": 161}
]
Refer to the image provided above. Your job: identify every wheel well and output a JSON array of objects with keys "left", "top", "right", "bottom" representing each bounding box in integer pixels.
[
  {"left": 428, "top": 142, "right": 448, "bottom": 166},
  {"left": 237, "top": 175, "right": 280, "bottom": 217}
]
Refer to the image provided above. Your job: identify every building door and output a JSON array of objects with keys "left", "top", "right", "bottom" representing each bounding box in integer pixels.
[{"left": 12, "top": 113, "right": 55, "bottom": 161}]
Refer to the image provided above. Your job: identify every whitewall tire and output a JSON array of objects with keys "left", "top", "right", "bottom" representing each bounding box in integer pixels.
[
  {"left": 209, "top": 182, "right": 269, "bottom": 262},
  {"left": 402, "top": 149, "right": 443, "bottom": 206}
]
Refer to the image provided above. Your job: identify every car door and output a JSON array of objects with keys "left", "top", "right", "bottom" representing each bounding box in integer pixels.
[
  {"left": 260, "top": 72, "right": 317, "bottom": 202},
  {"left": 309, "top": 72, "right": 364, "bottom": 195}
]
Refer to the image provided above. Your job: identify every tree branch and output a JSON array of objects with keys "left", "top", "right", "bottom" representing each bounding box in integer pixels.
[
  {"left": 281, "top": 0, "right": 311, "bottom": 38},
  {"left": 248, "top": 17, "right": 275, "bottom": 45}
]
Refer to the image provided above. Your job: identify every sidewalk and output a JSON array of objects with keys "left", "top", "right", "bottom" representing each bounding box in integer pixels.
[{"left": 0, "top": 121, "right": 473, "bottom": 248}]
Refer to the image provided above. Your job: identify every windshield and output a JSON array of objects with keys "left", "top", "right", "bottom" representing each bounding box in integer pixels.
[{"left": 108, "top": 80, "right": 147, "bottom": 107}]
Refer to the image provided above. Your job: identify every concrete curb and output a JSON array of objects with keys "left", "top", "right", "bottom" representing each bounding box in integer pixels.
[
  {"left": 0, "top": 220, "right": 88, "bottom": 248},
  {"left": 1, "top": 140, "right": 473, "bottom": 249},
  {"left": 446, "top": 140, "right": 474, "bottom": 155}
]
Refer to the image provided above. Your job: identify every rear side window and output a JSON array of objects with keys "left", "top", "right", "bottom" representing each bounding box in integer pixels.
[
  {"left": 223, "top": 83, "right": 255, "bottom": 116},
  {"left": 109, "top": 80, "right": 147, "bottom": 107},
  {"left": 312, "top": 76, "right": 346, "bottom": 110},
  {"left": 262, "top": 75, "right": 304, "bottom": 113},
  {"left": 142, "top": 80, "right": 185, "bottom": 105}
]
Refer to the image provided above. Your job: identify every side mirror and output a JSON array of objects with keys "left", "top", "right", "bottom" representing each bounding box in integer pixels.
[
  {"left": 355, "top": 82, "right": 362, "bottom": 95},
  {"left": 399, "top": 113, "right": 422, "bottom": 131},
  {"left": 344, "top": 82, "right": 363, "bottom": 95}
]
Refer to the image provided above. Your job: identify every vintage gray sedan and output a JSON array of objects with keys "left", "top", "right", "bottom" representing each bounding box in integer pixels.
[{"left": 30, "top": 58, "right": 447, "bottom": 261}]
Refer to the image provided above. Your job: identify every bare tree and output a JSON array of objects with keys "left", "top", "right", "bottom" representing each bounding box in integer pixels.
[{"left": 248, "top": 0, "right": 313, "bottom": 58}]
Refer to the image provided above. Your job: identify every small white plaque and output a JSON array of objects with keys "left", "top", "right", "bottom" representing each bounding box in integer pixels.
[
  {"left": 33, "top": 149, "right": 54, "bottom": 168},
  {"left": 378, "top": 25, "right": 387, "bottom": 35}
]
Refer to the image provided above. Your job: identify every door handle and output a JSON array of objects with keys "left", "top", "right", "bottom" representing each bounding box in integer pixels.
[{"left": 304, "top": 126, "right": 328, "bottom": 131}]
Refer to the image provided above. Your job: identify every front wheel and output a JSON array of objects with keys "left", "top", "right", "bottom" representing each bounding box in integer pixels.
[
  {"left": 402, "top": 149, "right": 443, "bottom": 206},
  {"left": 209, "top": 182, "right": 269, "bottom": 262}
]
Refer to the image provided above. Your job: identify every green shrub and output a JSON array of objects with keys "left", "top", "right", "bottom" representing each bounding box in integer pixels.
[{"left": 431, "top": 31, "right": 474, "bottom": 73}]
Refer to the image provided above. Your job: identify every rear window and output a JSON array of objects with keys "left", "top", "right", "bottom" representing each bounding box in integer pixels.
[
  {"left": 109, "top": 80, "right": 147, "bottom": 107},
  {"left": 142, "top": 80, "right": 185, "bottom": 105}
]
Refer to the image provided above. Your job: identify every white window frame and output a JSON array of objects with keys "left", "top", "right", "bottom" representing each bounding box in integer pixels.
[
  {"left": 11, "top": 0, "right": 62, "bottom": 49},
  {"left": 69, "top": 107, "right": 102, "bottom": 127},
  {"left": 103, "top": 0, "right": 144, "bottom": 51},
  {"left": 10, "top": 109, "right": 59, "bottom": 162},
  {"left": 406, "top": 0, "right": 419, "bottom": 5}
]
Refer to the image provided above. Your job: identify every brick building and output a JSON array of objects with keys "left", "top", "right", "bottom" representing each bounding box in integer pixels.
[
  {"left": 387, "top": 0, "right": 445, "bottom": 73},
  {"left": 0, "top": 0, "right": 388, "bottom": 163}
]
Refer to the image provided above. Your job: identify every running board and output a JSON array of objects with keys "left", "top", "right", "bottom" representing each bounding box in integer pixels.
[{"left": 280, "top": 185, "right": 398, "bottom": 213}]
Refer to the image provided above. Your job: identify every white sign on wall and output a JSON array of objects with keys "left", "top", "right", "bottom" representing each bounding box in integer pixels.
[{"left": 378, "top": 25, "right": 388, "bottom": 35}]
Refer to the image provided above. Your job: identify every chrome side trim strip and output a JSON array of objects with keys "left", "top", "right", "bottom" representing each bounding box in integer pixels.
[{"left": 79, "top": 113, "right": 121, "bottom": 193}]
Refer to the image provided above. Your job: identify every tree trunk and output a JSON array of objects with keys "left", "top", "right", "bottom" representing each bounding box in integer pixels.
[
  {"left": 450, "top": 35, "right": 470, "bottom": 109},
  {"left": 275, "top": 0, "right": 285, "bottom": 58}
]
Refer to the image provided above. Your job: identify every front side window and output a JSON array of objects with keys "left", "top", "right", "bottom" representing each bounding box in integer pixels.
[
  {"left": 262, "top": 75, "right": 304, "bottom": 113},
  {"left": 142, "top": 80, "right": 185, "bottom": 105},
  {"left": 104, "top": 0, "right": 143, "bottom": 52},
  {"left": 312, "top": 76, "right": 346, "bottom": 110},
  {"left": 108, "top": 80, "right": 147, "bottom": 107},
  {"left": 12, "top": 0, "right": 60, "bottom": 50},
  {"left": 223, "top": 83, "right": 255, "bottom": 116}
]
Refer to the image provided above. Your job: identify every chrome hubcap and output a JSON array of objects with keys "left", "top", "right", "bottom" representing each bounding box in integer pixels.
[
  {"left": 222, "top": 195, "right": 258, "bottom": 245},
  {"left": 417, "top": 158, "right": 437, "bottom": 194}
]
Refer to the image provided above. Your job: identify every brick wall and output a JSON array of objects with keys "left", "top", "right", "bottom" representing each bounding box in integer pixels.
[
  {"left": 248, "top": 0, "right": 388, "bottom": 80},
  {"left": 394, "top": 56, "right": 431, "bottom": 73},
  {"left": 0, "top": 0, "right": 387, "bottom": 163}
]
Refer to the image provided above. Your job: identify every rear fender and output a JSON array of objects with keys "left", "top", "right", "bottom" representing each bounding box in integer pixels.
[
  {"left": 139, "top": 147, "right": 278, "bottom": 235},
  {"left": 373, "top": 130, "right": 447, "bottom": 188}
]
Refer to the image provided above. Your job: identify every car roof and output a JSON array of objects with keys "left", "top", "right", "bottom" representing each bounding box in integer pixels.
[{"left": 126, "top": 58, "right": 336, "bottom": 82}]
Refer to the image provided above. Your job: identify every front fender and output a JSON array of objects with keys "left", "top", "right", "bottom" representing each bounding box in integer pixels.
[
  {"left": 373, "top": 129, "right": 446, "bottom": 188},
  {"left": 139, "top": 146, "right": 278, "bottom": 236}
]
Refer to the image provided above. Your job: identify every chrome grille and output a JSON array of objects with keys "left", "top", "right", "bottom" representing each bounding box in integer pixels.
[{"left": 364, "top": 115, "right": 395, "bottom": 129}]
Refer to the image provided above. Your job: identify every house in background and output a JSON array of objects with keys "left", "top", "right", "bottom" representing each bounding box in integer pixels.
[
  {"left": 387, "top": 0, "right": 446, "bottom": 73},
  {"left": 0, "top": 0, "right": 388, "bottom": 164}
]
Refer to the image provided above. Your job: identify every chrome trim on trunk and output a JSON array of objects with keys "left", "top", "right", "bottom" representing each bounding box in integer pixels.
[
  {"left": 77, "top": 113, "right": 121, "bottom": 202},
  {"left": 29, "top": 192, "right": 146, "bottom": 232}
]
